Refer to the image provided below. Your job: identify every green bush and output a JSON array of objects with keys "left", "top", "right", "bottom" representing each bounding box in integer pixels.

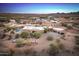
[
  {"left": 5, "top": 26, "right": 12, "bottom": 32},
  {"left": 31, "top": 32, "right": 41, "bottom": 39},
  {"left": 48, "top": 41, "right": 64, "bottom": 55},
  {"left": 5, "top": 26, "right": 16, "bottom": 32},
  {"left": 16, "top": 39, "right": 26, "bottom": 47},
  {"left": 48, "top": 43, "right": 59, "bottom": 56},
  {"left": 25, "top": 41, "right": 32, "bottom": 46},
  {"left": 44, "top": 28, "right": 48, "bottom": 33},
  {"left": 20, "top": 31, "right": 29, "bottom": 38}
]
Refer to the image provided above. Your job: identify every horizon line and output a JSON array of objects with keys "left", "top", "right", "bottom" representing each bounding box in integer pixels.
[{"left": 0, "top": 11, "right": 79, "bottom": 14}]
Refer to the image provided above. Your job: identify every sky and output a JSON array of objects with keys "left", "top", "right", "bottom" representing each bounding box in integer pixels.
[{"left": 0, "top": 3, "right": 79, "bottom": 14}]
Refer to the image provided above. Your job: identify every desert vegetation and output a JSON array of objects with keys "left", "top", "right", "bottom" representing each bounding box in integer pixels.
[
  {"left": 46, "top": 36, "right": 53, "bottom": 41},
  {"left": 74, "top": 36, "right": 79, "bottom": 51},
  {"left": 47, "top": 39, "right": 64, "bottom": 56},
  {"left": 0, "top": 13, "right": 79, "bottom": 56}
]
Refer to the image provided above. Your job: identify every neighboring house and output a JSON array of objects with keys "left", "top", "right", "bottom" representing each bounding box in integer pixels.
[
  {"left": 22, "top": 24, "right": 44, "bottom": 32},
  {"left": 10, "top": 19, "right": 16, "bottom": 24},
  {"left": 50, "top": 20, "right": 62, "bottom": 27},
  {"left": 53, "top": 27, "right": 66, "bottom": 34}
]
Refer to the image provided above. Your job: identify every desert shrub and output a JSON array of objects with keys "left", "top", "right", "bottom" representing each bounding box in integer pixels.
[
  {"left": 62, "top": 23, "right": 67, "bottom": 27},
  {"left": 74, "top": 36, "right": 79, "bottom": 51},
  {"left": 48, "top": 43, "right": 59, "bottom": 56},
  {"left": 47, "top": 36, "right": 53, "bottom": 41},
  {"left": 5, "top": 26, "right": 16, "bottom": 32},
  {"left": 15, "top": 19, "right": 20, "bottom": 23},
  {"left": 16, "top": 39, "right": 26, "bottom": 47},
  {"left": 55, "top": 39, "right": 64, "bottom": 50},
  {"left": 75, "top": 36, "right": 79, "bottom": 45},
  {"left": 44, "top": 28, "right": 48, "bottom": 33},
  {"left": 5, "top": 26, "right": 12, "bottom": 32},
  {"left": 20, "top": 31, "right": 29, "bottom": 38},
  {"left": 31, "top": 32, "right": 41, "bottom": 39},
  {"left": 67, "top": 26, "right": 73, "bottom": 29},
  {"left": 56, "top": 39, "right": 60, "bottom": 43},
  {"left": 48, "top": 40, "right": 64, "bottom": 56},
  {"left": 73, "top": 23, "right": 79, "bottom": 28},
  {"left": 25, "top": 41, "right": 32, "bottom": 46},
  {"left": 62, "top": 23, "right": 73, "bottom": 29},
  {"left": 16, "top": 39, "right": 32, "bottom": 47},
  {"left": 58, "top": 43, "right": 64, "bottom": 50}
]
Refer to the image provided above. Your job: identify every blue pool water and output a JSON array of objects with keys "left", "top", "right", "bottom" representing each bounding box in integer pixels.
[{"left": 16, "top": 29, "right": 22, "bottom": 32}]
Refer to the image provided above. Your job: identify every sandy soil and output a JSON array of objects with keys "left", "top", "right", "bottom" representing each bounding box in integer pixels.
[{"left": 0, "top": 32, "right": 76, "bottom": 56}]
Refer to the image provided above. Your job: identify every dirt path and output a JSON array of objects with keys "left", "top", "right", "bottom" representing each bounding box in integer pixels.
[
  {"left": 33, "top": 32, "right": 62, "bottom": 55},
  {"left": 62, "top": 32, "right": 75, "bottom": 51},
  {"left": 58, "top": 32, "right": 76, "bottom": 56},
  {"left": 32, "top": 32, "right": 76, "bottom": 56}
]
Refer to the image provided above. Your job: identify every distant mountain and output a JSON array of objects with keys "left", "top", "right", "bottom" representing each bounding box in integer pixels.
[{"left": 0, "top": 12, "right": 79, "bottom": 19}]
